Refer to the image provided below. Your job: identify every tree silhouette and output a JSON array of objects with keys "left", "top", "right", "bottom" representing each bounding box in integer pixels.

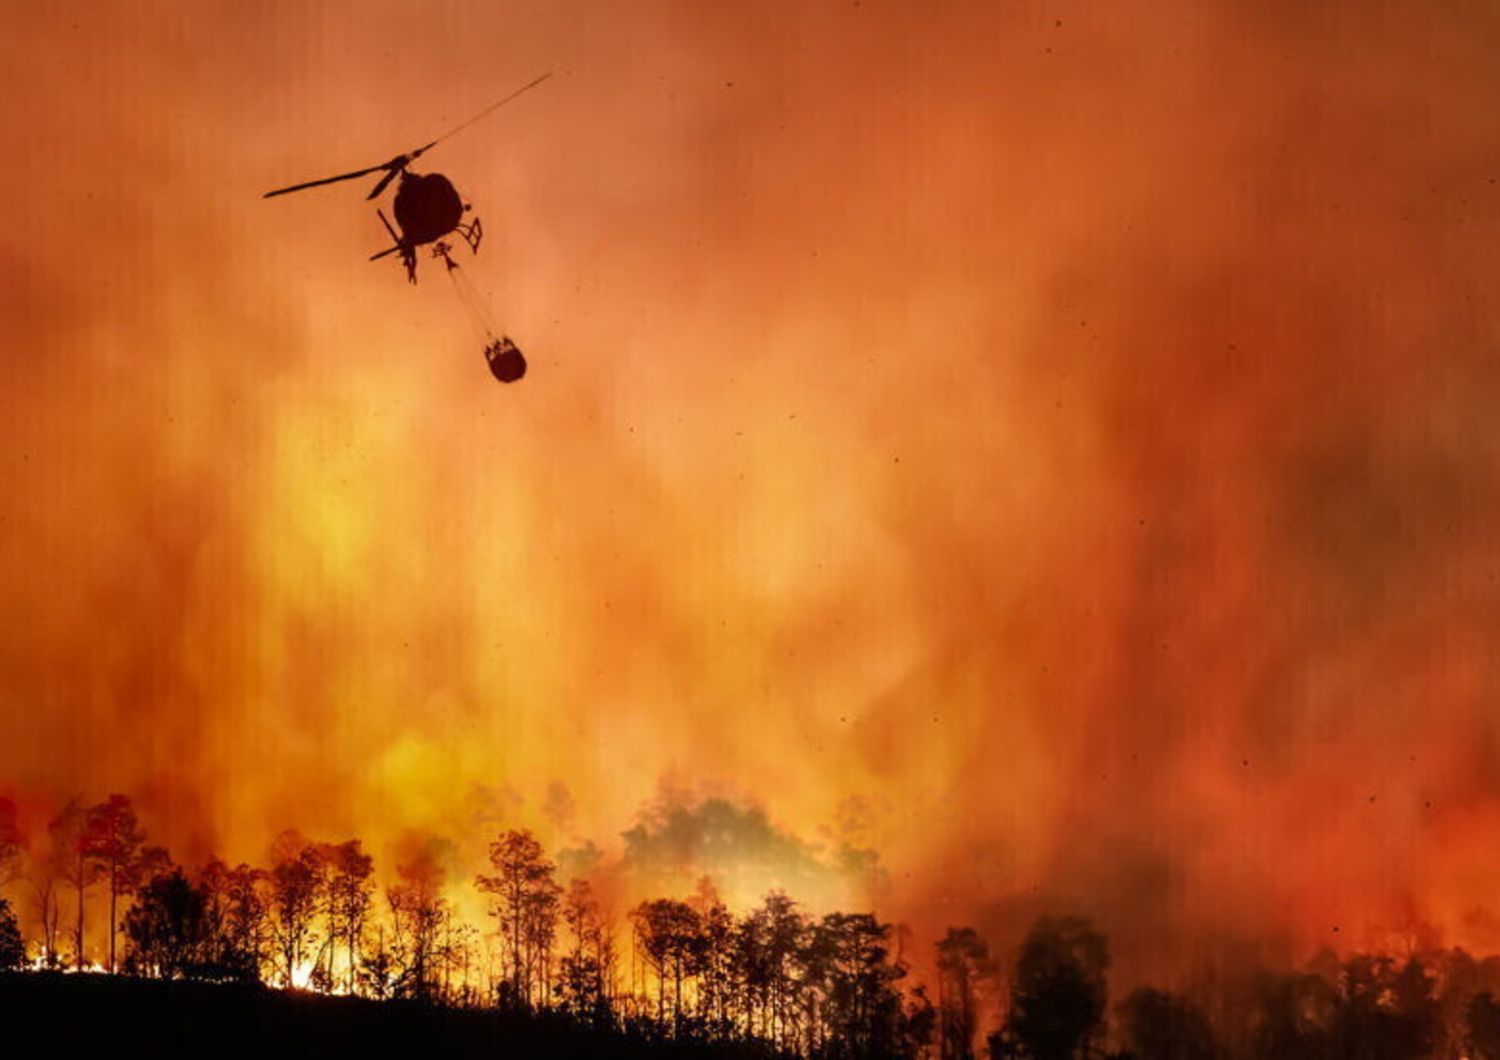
[
  {"left": 0, "top": 895, "right": 23, "bottom": 969},
  {"left": 475, "top": 829, "right": 559, "bottom": 1008},
  {"left": 1330, "top": 953, "right": 1439, "bottom": 1060},
  {"left": 48, "top": 797, "right": 101, "bottom": 970},
  {"left": 811, "top": 911, "right": 910, "bottom": 1059},
  {"left": 26, "top": 830, "right": 65, "bottom": 967},
  {"left": 25, "top": 784, "right": 1500, "bottom": 1060},
  {"left": 0, "top": 796, "right": 22, "bottom": 889},
  {"left": 935, "top": 926, "right": 994, "bottom": 1060},
  {"left": 1470, "top": 992, "right": 1500, "bottom": 1060},
  {"left": 742, "top": 890, "right": 806, "bottom": 1048},
  {"left": 81, "top": 794, "right": 149, "bottom": 973},
  {"left": 689, "top": 879, "right": 735, "bottom": 1034},
  {"left": 319, "top": 839, "right": 373, "bottom": 993},
  {"left": 631, "top": 896, "right": 700, "bottom": 1030},
  {"left": 268, "top": 832, "right": 322, "bottom": 988},
  {"left": 123, "top": 866, "right": 210, "bottom": 979},
  {"left": 903, "top": 984, "right": 938, "bottom": 1059},
  {"left": 200, "top": 859, "right": 269, "bottom": 982},
  {"left": 557, "top": 878, "right": 614, "bottom": 1025},
  {"left": 1388, "top": 956, "right": 1441, "bottom": 1058},
  {"left": 1245, "top": 969, "right": 1337, "bottom": 1060},
  {"left": 522, "top": 871, "right": 561, "bottom": 1007},
  {"left": 387, "top": 842, "right": 453, "bottom": 1001},
  {"left": 1001, "top": 916, "right": 1109, "bottom": 1060},
  {"left": 1116, "top": 987, "right": 1218, "bottom": 1060},
  {"left": 359, "top": 922, "right": 398, "bottom": 1000}
]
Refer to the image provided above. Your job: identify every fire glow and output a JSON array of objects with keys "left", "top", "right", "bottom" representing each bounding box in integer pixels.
[{"left": 3, "top": 0, "right": 1500, "bottom": 1003}]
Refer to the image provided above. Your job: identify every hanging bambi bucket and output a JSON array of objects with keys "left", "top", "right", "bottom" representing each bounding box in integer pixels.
[
  {"left": 484, "top": 337, "right": 527, "bottom": 383},
  {"left": 444, "top": 254, "right": 527, "bottom": 384}
]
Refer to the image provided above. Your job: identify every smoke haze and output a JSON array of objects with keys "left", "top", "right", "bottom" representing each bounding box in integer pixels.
[{"left": 4, "top": 0, "right": 1500, "bottom": 989}]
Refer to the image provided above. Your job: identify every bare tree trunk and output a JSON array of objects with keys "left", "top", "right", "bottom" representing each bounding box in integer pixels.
[
  {"left": 937, "top": 972, "right": 948, "bottom": 1060},
  {"left": 511, "top": 879, "right": 522, "bottom": 1003},
  {"left": 673, "top": 955, "right": 682, "bottom": 1034},
  {"left": 326, "top": 905, "right": 336, "bottom": 990},
  {"left": 108, "top": 859, "right": 117, "bottom": 973},
  {"left": 75, "top": 850, "right": 85, "bottom": 971},
  {"left": 348, "top": 912, "right": 359, "bottom": 995},
  {"left": 444, "top": 920, "right": 452, "bottom": 1000}
]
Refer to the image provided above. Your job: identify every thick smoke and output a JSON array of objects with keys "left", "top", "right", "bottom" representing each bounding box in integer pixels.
[{"left": 3, "top": 0, "right": 1500, "bottom": 991}]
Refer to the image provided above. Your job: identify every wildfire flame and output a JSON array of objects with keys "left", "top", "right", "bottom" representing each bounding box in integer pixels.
[{"left": 2, "top": 0, "right": 1500, "bottom": 997}]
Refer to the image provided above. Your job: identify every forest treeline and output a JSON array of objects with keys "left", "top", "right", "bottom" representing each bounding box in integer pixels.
[{"left": 4, "top": 793, "right": 1500, "bottom": 1059}]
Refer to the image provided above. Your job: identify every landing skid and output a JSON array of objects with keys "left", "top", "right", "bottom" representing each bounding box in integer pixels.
[
  {"left": 368, "top": 212, "right": 483, "bottom": 283},
  {"left": 457, "top": 216, "right": 483, "bottom": 253}
]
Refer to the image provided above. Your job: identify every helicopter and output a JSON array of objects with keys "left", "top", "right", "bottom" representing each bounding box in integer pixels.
[{"left": 263, "top": 72, "right": 551, "bottom": 284}]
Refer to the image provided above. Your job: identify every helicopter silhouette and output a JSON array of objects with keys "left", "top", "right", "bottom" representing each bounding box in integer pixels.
[{"left": 263, "top": 73, "right": 550, "bottom": 283}]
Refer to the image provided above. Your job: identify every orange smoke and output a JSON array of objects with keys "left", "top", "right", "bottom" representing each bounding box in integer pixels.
[{"left": 3, "top": 0, "right": 1500, "bottom": 990}]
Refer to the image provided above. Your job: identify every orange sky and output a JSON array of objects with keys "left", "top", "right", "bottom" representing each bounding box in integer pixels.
[{"left": 4, "top": 0, "right": 1500, "bottom": 986}]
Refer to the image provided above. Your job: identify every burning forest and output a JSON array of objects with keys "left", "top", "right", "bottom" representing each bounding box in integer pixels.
[
  {"left": 6, "top": 790, "right": 1500, "bottom": 1058},
  {"left": 6, "top": 0, "right": 1500, "bottom": 1056}
]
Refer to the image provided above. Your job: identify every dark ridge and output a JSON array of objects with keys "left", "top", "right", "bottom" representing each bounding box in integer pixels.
[{"left": 0, "top": 972, "right": 780, "bottom": 1060}]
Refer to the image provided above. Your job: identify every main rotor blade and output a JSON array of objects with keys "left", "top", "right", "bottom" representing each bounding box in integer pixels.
[
  {"left": 365, "top": 165, "right": 403, "bottom": 201},
  {"left": 420, "top": 72, "right": 552, "bottom": 152},
  {"left": 263, "top": 162, "right": 388, "bottom": 199},
  {"left": 264, "top": 73, "right": 548, "bottom": 200}
]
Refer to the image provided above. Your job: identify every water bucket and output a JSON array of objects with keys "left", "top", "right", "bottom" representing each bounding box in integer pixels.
[{"left": 484, "top": 337, "right": 527, "bottom": 383}]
